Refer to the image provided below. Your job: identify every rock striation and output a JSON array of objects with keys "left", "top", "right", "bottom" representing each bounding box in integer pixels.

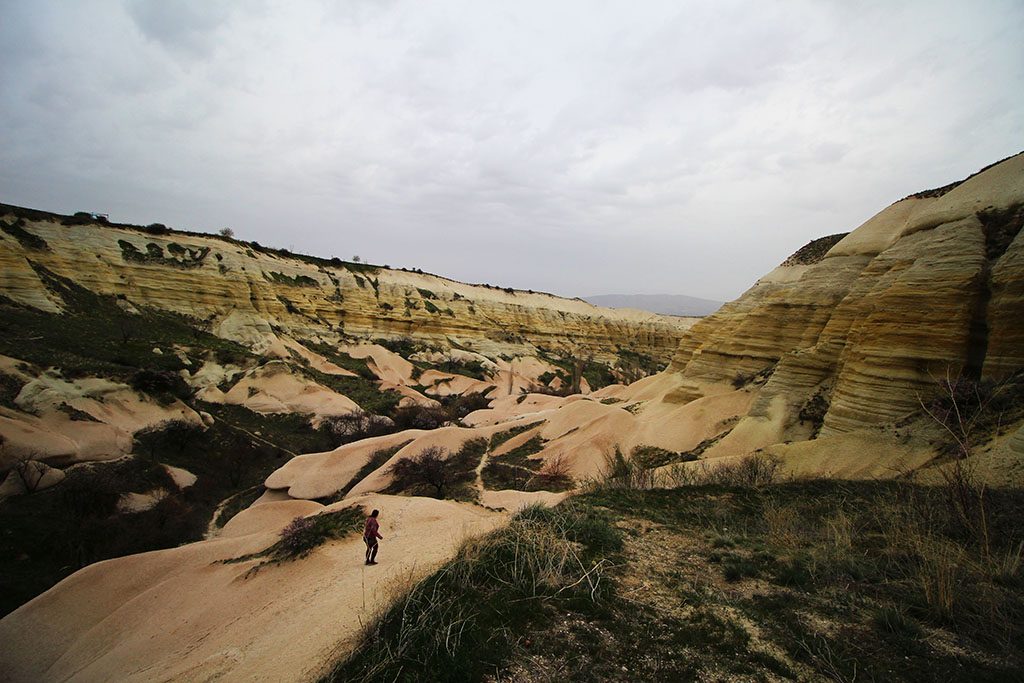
[
  {"left": 0, "top": 207, "right": 693, "bottom": 363},
  {"left": 668, "top": 152, "right": 1024, "bottom": 440}
]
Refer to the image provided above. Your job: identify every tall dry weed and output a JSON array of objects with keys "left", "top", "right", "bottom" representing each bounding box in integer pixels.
[
  {"left": 592, "top": 449, "right": 657, "bottom": 490},
  {"left": 824, "top": 510, "right": 854, "bottom": 553},
  {"left": 991, "top": 541, "right": 1022, "bottom": 585},
  {"left": 762, "top": 500, "right": 802, "bottom": 548}
]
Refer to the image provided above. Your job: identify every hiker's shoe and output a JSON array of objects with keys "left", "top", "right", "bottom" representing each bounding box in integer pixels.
[{"left": 368, "top": 561, "right": 378, "bottom": 565}]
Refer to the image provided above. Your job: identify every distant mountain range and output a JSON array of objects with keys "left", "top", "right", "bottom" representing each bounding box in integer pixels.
[{"left": 584, "top": 293, "right": 724, "bottom": 317}]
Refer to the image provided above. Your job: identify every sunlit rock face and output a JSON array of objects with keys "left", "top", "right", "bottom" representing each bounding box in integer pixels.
[
  {"left": 0, "top": 206, "right": 693, "bottom": 363},
  {"left": 668, "top": 152, "right": 1024, "bottom": 436}
]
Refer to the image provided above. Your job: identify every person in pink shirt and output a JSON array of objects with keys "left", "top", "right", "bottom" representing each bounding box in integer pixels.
[{"left": 363, "top": 509, "right": 383, "bottom": 565}]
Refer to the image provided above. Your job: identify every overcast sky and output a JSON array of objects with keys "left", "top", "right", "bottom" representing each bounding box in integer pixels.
[{"left": 1, "top": 1, "right": 1021, "bottom": 302}]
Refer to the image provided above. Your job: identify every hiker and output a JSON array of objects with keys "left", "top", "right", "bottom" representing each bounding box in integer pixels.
[{"left": 363, "top": 509, "right": 383, "bottom": 565}]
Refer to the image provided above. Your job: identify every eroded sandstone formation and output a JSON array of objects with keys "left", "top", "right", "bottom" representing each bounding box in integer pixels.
[
  {"left": 668, "top": 152, "right": 1024, "bottom": 438},
  {"left": 0, "top": 207, "right": 693, "bottom": 363}
]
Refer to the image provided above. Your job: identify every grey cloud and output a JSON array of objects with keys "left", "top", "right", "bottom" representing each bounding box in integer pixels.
[
  {"left": 1, "top": 0, "right": 1022, "bottom": 302},
  {"left": 126, "top": 0, "right": 235, "bottom": 57}
]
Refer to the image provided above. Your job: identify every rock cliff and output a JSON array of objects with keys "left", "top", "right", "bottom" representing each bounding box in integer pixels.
[
  {"left": 667, "top": 152, "right": 1024, "bottom": 441},
  {"left": 0, "top": 206, "right": 692, "bottom": 363}
]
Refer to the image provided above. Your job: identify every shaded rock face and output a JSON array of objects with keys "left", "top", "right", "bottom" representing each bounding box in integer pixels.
[
  {"left": 0, "top": 208, "right": 691, "bottom": 363},
  {"left": 670, "top": 152, "right": 1024, "bottom": 437}
]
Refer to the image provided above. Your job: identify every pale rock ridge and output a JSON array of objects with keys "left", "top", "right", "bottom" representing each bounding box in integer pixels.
[
  {"left": 0, "top": 208, "right": 694, "bottom": 365},
  {"left": 669, "top": 152, "right": 1024, "bottom": 442}
]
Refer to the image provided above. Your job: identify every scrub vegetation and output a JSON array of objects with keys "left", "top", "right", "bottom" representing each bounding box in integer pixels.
[{"left": 328, "top": 467, "right": 1024, "bottom": 681}]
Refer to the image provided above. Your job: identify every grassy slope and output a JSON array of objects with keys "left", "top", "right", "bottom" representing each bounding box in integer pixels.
[{"left": 327, "top": 480, "right": 1024, "bottom": 682}]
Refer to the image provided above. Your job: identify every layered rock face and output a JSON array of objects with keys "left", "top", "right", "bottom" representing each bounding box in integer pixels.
[
  {"left": 669, "top": 152, "right": 1024, "bottom": 437},
  {"left": 0, "top": 207, "right": 692, "bottom": 362}
]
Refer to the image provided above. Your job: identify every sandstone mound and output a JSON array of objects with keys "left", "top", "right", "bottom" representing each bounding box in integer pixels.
[
  {"left": 0, "top": 494, "right": 502, "bottom": 682},
  {"left": 661, "top": 152, "right": 1024, "bottom": 476},
  {"left": 213, "top": 360, "right": 360, "bottom": 417},
  {"left": 0, "top": 355, "right": 202, "bottom": 465}
]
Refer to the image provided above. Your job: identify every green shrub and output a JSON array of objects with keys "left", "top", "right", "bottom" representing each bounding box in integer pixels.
[
  {"left": 0, "top": 371, "right": 25, "bottom": 409},
  {"left": 722, "top": 556, "right": 760, "bottom": 582},
  {"left": 772, "top": 555, "right": 812, "bottom": 588},
  {"left": 391, "top": 405, "right": 448, "bottom": 430},
  {"left": 488, "top": 422, "right": 539, "bottom": 451},
  {"left": 537, "top": 371, "right": 557, "bottom": 385},
  {"left": 306, "top": 369, "right": 403, "bottom": 416},
  {"left": 482, "top": 435, "right": 546, "bottom": 491},
  {"left": 632, "top": 444, "right": 696, "bottom": 468},
  {"left": 129, "top": 369, "right": 192, "bottom": 404},
  {"left": 439, "top": 392, "right": 491, "bottom": 420},
  {"left": 225, "top": 507, "right": 364, "bottom": 571},
  {"left": 266, "top": 271, "right": 319, "bottom": 287},
  {"left": 214, "top": 486, "right": 266, "bottom": 528},
  {"left": 443, "top": 359, "right": 490, "bottom": 381},
  {"left": 870, "top": 606, "right": 923, "bottom": 642},
  {"left": 373, "top": 337, "right": 422, "bottom": 358}
]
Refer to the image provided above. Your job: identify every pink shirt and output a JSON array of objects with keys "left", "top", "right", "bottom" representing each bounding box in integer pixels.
[{"left": 364, "top": 517, "right": 381, "bottom": 540}]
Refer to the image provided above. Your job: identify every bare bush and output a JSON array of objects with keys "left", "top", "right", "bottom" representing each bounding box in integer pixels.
[
  {"left": 530, "top": 453, "right": 574, "bottom": 491},
  {"left": 595, "top": 449, "right": 656, "bottom": 490},
  {"left": 659, "top": 453, "right": 781, "bottom": 489},
  {"left": 319, "top": 410, "right": 394, "bottom": 443},
  {"left": 10, "top": 453, "right": 47, "bottom": 494},
  {"left": 391, "top": 405, "right": 449, "bottom": 431},
  {"left": 917, "top": 369, "right": 1017, "bottom": 559},
  {"left": 387, "top": 446, "right": 451, "bottom": 498},
  {"left": 129, "top": 369, "right": 192, "bottom": 404},
  {"left": 713, "top": 453, "right": 781, "bottom": 487},
  {"left": 660, "top": 461, "right": 708, "bottom": 487},
  {"left": 134, "top": 419, "right": 204, "bottom": 457},
  {"left": 278, "top": 515, "right": 317, "bottom": 557},
  {"left": 441, "top": 392, "right": 491, "bottom": 420}
]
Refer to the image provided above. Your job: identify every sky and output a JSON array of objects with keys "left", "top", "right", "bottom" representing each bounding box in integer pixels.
[{"left": 1, "top": 1, "right": 1022, "bottom": 302}]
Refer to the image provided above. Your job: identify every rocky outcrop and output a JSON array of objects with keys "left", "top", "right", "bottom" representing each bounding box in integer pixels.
[
  {"left": 669, "top": 152, "right": 1024, "bottom": 438},
  {"left": 0, "top": 208, "right": 693, "bottom": 364}
]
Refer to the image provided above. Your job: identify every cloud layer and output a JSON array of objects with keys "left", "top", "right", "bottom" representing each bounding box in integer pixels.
[{"left": 2, "top": 0, "right": 1022, "bottom": 301}]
